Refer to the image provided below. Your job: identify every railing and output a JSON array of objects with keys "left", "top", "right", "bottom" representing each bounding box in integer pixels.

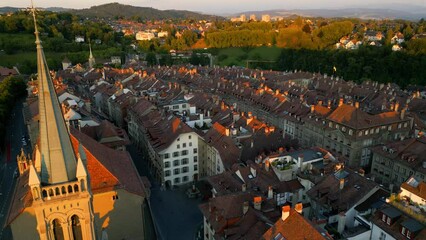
[
  {"left": 40, "top": 180, "right": 84, "bottom": 200},
  {"left": 389, "top": 197, "right": 426, "bottom": 224}
]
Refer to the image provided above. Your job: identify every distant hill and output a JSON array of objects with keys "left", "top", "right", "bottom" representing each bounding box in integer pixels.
[
  {"left": 71, "top": 3, "right": 221, "bottom": 20},
  {"left": 234, "top": 7, "right": 426, "bottom": 21},
  {"left": 0, "top": 6, "right": 71, "bottom": 14}
]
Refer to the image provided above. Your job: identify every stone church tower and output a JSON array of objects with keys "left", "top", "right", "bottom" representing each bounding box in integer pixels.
[
  {"left": 10, "top": 7, "right": 96, "bottom": 240},
  {"left": 7, "top": 4, "right": 148, "bottom": 240}
]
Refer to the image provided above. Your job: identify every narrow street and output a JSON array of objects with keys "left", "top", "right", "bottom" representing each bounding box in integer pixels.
[
  {"left": 0, "top": 100, "right": 29, "bottom": 240},
  {"left": 127, "top": 144, "right": 204, "bottom": 240}
]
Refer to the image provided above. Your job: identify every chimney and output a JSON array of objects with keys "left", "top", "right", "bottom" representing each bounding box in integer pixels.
[
  {"left": 355, "top": 102, "right": 359, "bottom": 109},
  {"left": 295, "top": 203, "right": 303, "bottom": 214},
  {"left": 250, "top": 167, "right": 257, "bottom": 177},
  {"left": 298, "top": 154, "right": 304, "bottom": 169},
  {"left": 318, "top": 100, "right": 323, "bottom": 106},
  {"left": 394, "top": 102, "right": 399, "bottom": 112},
  {"left": 253, "top": 196, "right": 262, "bottom": 210},
  {"left": 225, "top": 128, "right": 230, "bottom": 136},
  {"left": 242, "top": 183, "right": 247, "bottom": 192},
  {"left": 327, "top": 100, "right": 331, "bottom": 109},
  {"left": 310, "top": 105, "right": 315, "bottom": 113},
  {"left": 339, "top": 178, "right": 345, "bottom": 190},
  {"left": 281, "top": 205, "right": 291, "bottom": 221},
  {"left": 243, "top": 201, "right": 249, "bottom": 215},
  {"left": 338, "top": 98, "right": 344, "bottom": 107},
  {"left": 265, "top": 161, "right": 270, "bottom": 172},
  {"left": 267, "top": 186, "right": 273, "bottom": 199},
  {"left": 401, "top": 107, "right": 406, "bottom": 120}
]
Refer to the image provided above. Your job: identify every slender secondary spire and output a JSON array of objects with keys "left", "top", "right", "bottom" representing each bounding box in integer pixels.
[
  {"left": 88, "top": 39, "right": 96, "bottom": 69},
  {"left": 31, "top": 1, "right": 77, "bottom": 184}
]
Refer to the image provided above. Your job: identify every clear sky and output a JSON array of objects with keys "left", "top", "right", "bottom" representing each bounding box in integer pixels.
[{"left": 2, "top": 0, "right": 425, "bottom": 14}]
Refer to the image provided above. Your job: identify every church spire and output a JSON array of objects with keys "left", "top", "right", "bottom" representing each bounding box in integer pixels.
[
  {"left": 31, "top": 2, "right": 77, "bottom": 184},
  {"left": 88, "top": 40, "right": 96, "bottom": 69}
]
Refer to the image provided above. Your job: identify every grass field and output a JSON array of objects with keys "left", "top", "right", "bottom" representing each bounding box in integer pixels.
[
  {"left": 0, "top": 33, "right": 122, "bottom": 74},
  {"left": 215, "top": 46, "right": 282, "bottom": 67}
]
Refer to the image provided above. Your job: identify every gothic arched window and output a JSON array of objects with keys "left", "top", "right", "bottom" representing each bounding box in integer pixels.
[
  {"left": 71, "top": 215, "right": 83, "bottom": 240},
  {"left": 52, "top": 219, "right": 64, "bottom": 240}
]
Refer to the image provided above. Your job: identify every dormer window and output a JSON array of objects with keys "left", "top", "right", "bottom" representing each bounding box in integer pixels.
[
  {"left": 387, "top": 216, "right": 391, "bottom": 225},
  {"left": 382, "top": 213, "right": 387, "bottom": 222},
  {"left": 349, "top": 129, "right": 353, "bottom": 136}
]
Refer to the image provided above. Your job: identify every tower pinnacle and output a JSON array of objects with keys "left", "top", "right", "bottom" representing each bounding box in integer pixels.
[{"left": 32, "top": 1, "right": 77, "bottom": 184}]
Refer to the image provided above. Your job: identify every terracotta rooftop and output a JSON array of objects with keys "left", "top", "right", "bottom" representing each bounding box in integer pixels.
[
  {"left": 262, "top": 209, "right": 328, "bottom": 240},
  {"left": 70, "top": 128, "right": 146, "bottom": 196},
  {"left": 307, "top": 168, "right": 379, "bottom": 213}
]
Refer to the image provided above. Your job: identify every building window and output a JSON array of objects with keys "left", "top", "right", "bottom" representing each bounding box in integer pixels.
[
  {"left": 403, "top": 122, "right": 407, "bottom": 128},
  {"left": 349, "top": 129, "right": 353, "bottom": 136},
  {"left": 407, "top": 230, "right": 411, "bottom": 239},
  {"left": 189, "top": 135, "right": 192, "bottom": 139},
  {"left": 182, "top": 166, "right": 189, "bottom": 173},
  {"left": 382, "top": 214, "right": 387, "bottom": 222},
  {"left": 182, "top": 150, "right": 188, "bottom": 156},
  {"left": 193, "top": 148, "right": 198, "bottom": 154},
  {"left": 181, "top": 158, "right": 189, "bottom": 165},
  {"left": 173, "top": 151, "right": 179, "bottom": 157},
  {"left": 177, "top": 144, "right": 180, "bottom": 149},
  {"left": 183, "top": 176, "right": 188, "bottom": 182},
  {"left": 164, "top": 162, "right": 170, "bottom": 168},
  {"left": 386, "top": 216, "right": 391, "bottom": 225},
  {"left": 183, "top": 143, "right": 186, "bottom": 148},
  {"left": 388, "top": 126, "right": 392, "bottom": 131},
  {"left": 165, "top": 170, "right": 171, "bottom": 177},
  {"left": 174, "top": 178, "right": 180, "bottom": 184},
  {"left": 173, "top": 160, "right": 179, "bottom": 167},
  {"left": 329, "top": 122, "right": 333, "bottom": 128},
  {"left": 177, "top": 138, "right": 180, "bottom": 141},
  {"left": 398, "top": 123, "right": 402, "bottom": 129},
  {"left": 342, "top": 127, "right": 346, "bottom": 132},
  {"left": 376, "top": 128, "right": 380, "bottom": 133},
  {"left": 380, "top": 232, "right": 386, "bottom": 240},
  {"left": 189, "top": 142, "right": 192, "bottom": 147},
  {"left": 401, "top": 226, "right": 406, "bottom": 236},
  {"left": 194, "top": 164, "right": 198, "bottom": 171},
  {"left": 194, "top": 156, "right": 198, "bottom": 163},
  {"left": 174, "top": 169, "right": 180, "bottom": 175},
  {"left": 164, "top": 153, "right": 170, "bottom": 159}
]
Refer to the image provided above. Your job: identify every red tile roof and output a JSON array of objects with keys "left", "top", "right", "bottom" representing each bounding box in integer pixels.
[
  {"left": 262, "top": 209, "right": 328, "bottom": 240},
  {"left": 70, "top": 128, "right": 146, "bottom": 197}
]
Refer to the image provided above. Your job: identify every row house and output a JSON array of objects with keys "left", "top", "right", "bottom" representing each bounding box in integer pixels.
[
  {"left": 371, "top": 179, "right": 426, "bottom": 240},
  {"left": 208, "top": 161, "right": 305, "bottom": 212},
  {"left": 371, "top": 137, "right": 426, "bottom": 189},
  {"left": 107, "top": 88, "right": 135, "bottom": 128},
  {"left": 128, "top": 101, "right": 199, "bottom": 186},
  {"left": 307, "top": 166, "right": 381, "bottom": 235},
  {"left": 302, "top": 100, "right": 412, "bottom": 167},
  {"left": 198, "top": 122, "right": 241, "bottom": 177}
]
